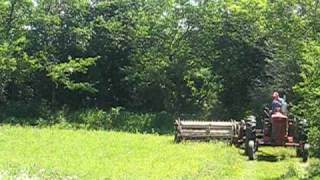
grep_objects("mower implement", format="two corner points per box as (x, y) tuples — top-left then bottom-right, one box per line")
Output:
(174, 119), (245, 145)
(174, 106), (309, 162)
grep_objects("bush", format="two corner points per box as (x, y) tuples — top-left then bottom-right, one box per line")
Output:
(111, 110), (174, 133)
(1, 117), (38, 125)
(0, 105), (176, 133)
(0, 101), (42, 119)
(69, 109), (113, 130)
(151, 111), (174, 133)
(112, 111), (153, 132)
(306, 159), (320, 179)
(0, 100), (54, 125)
(292, 42), (320, 157)
(308, 127), (320, 157)
(68, 109), (175, 133)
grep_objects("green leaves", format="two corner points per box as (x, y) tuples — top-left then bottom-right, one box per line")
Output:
(292, 41), (320, 156)
(0, 43), (17, 72)
(0, 0), (319, 136)
(48, 57), (98, 93)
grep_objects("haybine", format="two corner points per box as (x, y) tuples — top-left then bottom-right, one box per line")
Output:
(174, 106), (310, 162)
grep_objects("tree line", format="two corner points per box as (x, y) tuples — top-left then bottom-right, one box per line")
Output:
(0, 0), (320, 153)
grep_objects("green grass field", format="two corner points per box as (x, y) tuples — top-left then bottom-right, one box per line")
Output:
(0, 125), (317, 179)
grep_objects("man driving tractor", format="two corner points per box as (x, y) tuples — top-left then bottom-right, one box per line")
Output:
(271, 91), (286, 114)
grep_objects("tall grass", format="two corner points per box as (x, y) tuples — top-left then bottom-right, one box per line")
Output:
(0, 126), (315, 179)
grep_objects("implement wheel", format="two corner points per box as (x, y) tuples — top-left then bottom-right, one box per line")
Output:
(174, 133), (181, 143)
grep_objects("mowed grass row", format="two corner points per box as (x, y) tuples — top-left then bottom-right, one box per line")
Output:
(0, 125), (313, 179)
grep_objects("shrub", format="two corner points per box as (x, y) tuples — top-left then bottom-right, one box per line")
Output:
(69, 109), (112, 130)
(57, 108), (175, 133)
(0, 101), (40, 119)
(151, 111), (174, 134)
(0, 105), (176, 134)
(308, 127), (320, 157)
(113, 112), (154, 133)
(306, 159), (320, 179)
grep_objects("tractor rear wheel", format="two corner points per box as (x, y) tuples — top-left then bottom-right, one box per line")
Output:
(296, 147), (302, 157)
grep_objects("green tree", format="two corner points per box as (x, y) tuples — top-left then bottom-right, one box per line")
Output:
(293, 41), (320, 156)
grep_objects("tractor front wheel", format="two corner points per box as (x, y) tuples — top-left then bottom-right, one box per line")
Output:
(248, 140), (255, 160)
(302, 144), (310, 162)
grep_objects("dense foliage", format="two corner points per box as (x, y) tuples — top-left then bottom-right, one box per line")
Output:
(0, 0), (320, 155)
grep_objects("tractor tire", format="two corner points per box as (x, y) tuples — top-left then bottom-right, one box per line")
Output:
(248, 140), (255, 160)
(302, 144), (310, 162)
(245, 138), (249, 155)
(296, 147), (302, 157)
(245, 121), (256, 156)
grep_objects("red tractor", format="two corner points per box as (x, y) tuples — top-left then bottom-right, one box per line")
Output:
(244, 105), (310, 161)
